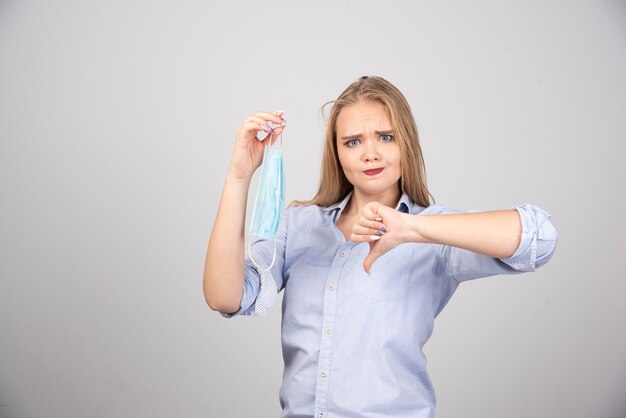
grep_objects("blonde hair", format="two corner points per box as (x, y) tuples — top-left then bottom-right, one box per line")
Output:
(294, 76), (434, 208)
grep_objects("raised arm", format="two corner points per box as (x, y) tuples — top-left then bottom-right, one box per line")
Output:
(203, 111), (285, 312)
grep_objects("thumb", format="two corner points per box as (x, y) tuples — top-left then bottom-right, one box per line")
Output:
(363, 242), (381, 275)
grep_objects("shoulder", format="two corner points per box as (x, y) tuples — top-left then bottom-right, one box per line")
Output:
(284, 203), (331, 225)
(286, 202), (326, 215)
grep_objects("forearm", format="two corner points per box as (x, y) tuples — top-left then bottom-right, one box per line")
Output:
(203, 171), (250, 312)
(403, 210), (522, 259)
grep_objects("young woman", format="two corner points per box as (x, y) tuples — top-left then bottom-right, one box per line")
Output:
(203, 76), (558, 418)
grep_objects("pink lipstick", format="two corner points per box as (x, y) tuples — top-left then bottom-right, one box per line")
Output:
(363, 168), (384, 176)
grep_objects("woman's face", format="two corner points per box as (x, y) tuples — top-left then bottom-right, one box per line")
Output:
(336, 99), (402, 196)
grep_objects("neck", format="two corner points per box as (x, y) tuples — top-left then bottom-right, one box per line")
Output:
(344, 186), (402, 216)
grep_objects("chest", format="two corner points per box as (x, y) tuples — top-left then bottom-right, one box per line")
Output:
(283, 221), (452, 310)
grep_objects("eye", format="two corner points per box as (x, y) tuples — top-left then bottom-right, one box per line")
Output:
(344, 139), (360, 148)
(379, 134), (394, 142)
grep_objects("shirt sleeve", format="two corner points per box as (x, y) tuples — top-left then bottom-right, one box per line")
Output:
(219, 207), (289, 318)
(429, 203), (558, 282)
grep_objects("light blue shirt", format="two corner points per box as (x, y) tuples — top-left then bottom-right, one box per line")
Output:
(220, 191), (558, 418)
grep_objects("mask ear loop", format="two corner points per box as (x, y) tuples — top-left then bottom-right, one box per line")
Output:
(247, 128), (283, 273)
(248, 239), (277, 273)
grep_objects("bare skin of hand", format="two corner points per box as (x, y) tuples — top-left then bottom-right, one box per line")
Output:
(350, 201), (422, 274)
(228, 111), (286, 181)
(203, 110), (286, 312)
(351, 201), (523, 274)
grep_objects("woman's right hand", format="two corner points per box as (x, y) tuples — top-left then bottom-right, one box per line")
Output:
(228, 111), (286, 181)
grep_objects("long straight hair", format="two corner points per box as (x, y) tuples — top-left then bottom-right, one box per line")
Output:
(294, 76), (434, 208)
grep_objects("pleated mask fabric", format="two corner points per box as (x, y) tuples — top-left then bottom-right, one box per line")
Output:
(248, 132), (285, 271)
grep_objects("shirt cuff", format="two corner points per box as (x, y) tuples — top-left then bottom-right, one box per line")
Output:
(219, 249), (278, 318)
(499, 204), (558, 272)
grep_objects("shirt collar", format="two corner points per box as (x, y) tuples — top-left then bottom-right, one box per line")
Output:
(322, 191), (353, 221)
(323, 190), (413, 220)
(396, 193), (412, 214)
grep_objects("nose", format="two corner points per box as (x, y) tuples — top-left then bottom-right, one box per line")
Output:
(361, 140), (380, 162)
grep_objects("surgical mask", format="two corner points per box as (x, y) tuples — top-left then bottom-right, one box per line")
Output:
(248, 131), (285, 271)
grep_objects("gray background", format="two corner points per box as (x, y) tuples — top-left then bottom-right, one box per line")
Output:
(1, 0), (625, 417)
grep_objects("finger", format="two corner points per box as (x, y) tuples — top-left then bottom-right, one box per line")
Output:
(363, 248), (381, 275)
(245, 113), (285, 129)
(238, 122), (269, 142)
(268, 126), (286, 144)
(243, 120), (285, 144)
(257, 126), (286, 148)
(236, 121), (272, 146)
(357, 216), (388, 233)
(352, 224), (385, 237)
(350, 231), (381, 243)
(255, 121), (286, 139)
(363, 201), (383, 221)
(253, 110), (285, 122)
(249, 111), (285, 127)
(245, 115), (277, 134)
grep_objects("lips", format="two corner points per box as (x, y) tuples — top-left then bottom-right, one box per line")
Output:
(363, 168), (384, 176)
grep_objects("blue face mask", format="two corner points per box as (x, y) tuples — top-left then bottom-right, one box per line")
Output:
(249, 133), (285, 271)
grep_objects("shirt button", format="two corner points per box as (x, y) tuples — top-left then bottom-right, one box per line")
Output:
(320, 371), (328, 377)
(339, 251), (346, 257)
(328, 284), (335, 291)
(324, 327), (333, 334)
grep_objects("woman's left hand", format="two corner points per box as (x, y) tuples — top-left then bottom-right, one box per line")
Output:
(351, 201), (411, 274)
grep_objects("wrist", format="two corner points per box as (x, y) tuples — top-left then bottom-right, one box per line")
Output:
(225, 155), (256, 181)
(400, 213), (431, 244)
(225, 168), (252, 188)
(398, 212), (417, 244)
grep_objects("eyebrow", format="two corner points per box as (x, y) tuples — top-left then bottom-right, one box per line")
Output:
(340, 130), (394, 140)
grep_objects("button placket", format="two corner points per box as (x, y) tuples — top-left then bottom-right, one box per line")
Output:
(314, 243), (351, 418)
